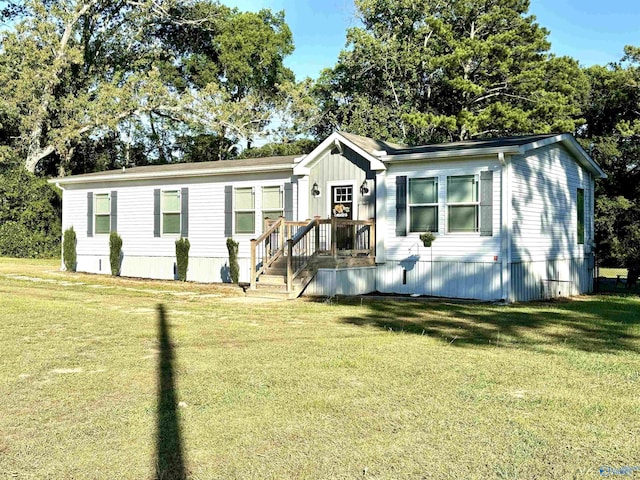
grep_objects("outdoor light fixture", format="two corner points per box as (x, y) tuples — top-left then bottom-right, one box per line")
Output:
(360, 179), (369, 195)
(311, 182), (320, 197)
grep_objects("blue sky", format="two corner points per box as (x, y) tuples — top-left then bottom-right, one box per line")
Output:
(222, 0), (640, 81)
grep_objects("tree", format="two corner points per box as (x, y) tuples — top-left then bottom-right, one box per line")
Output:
(0, 165), (61, 258)
(580, 46), (640, 266)
(315, 0), (588, 144)
(0, 0), (295, 174)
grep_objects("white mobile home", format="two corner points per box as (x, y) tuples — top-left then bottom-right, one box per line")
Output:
(50, 132), (606, 302)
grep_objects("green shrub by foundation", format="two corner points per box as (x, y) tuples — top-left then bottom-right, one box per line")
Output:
(109, 232), (123, 276)
(175, 238), (190, 281)
(63, 227), (77, 272)
(226, 237), (239, 284)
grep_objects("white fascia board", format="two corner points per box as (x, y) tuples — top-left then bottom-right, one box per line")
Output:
(48, 164), (294, 186)
(292, 132), (387, 175)
(292, 132), (341, 175)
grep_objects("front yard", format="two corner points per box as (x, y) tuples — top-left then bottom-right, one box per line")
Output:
(0, 258), (638, 479)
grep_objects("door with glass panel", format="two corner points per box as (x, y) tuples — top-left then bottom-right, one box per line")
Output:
(331, 185), (354, 250)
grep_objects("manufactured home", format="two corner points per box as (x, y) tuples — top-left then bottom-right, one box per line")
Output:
(50, 131), (606, 302)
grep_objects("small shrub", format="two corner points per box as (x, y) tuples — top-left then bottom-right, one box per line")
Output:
(109, 232), (123, 276)
(63, 227), (77, 272)
(226, 237), (239, 284)
(175, 237), (190, 281)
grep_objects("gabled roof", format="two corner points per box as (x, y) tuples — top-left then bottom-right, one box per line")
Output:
(338, 132), (407, 156)
(49, 131), (606, 186)
(292, 131), (388, 175)
(50, 155), (299, 185)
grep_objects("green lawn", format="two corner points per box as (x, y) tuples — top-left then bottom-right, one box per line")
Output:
(1, 258), (638, 479)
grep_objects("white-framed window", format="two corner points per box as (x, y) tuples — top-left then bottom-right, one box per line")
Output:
(235, 187), (255, 234)
(94, 193), (111, 235)
(162, 190), (181, 235)
(409, 177), (438, 232)
(447, 175), (479, 233)
(261, 186), (283, 222)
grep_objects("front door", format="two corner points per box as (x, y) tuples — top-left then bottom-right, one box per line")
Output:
(331, 185), (354, 250)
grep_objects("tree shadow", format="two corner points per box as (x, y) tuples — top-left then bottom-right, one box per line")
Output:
(332, 296), (640, 353)
(155, 304), (187, 480)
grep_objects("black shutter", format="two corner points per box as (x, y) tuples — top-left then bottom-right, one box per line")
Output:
(224, 185), (233, 237)
(395, 176), (407, 236)
(87, 192), (93, 237)
(110, 190), (118, 233)
(180, 187), (189, 237)
(480, 170), (493, 236)
(153, 189), (161, 237)
(284, 182), (294, 221)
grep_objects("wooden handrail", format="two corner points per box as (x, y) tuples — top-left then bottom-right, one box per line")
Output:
(253, 216), (284, 245)
(250, 216), (285, 290)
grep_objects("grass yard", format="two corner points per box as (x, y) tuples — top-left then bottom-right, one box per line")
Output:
(1, 258), (639, 479)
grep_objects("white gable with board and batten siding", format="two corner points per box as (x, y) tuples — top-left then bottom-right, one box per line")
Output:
(50, 131), (605, 302)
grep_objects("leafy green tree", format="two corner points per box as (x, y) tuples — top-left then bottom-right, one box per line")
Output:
(580, 46), (640, 266)
(315, 0), (587, 144)
(0, 0), (296, 173)
(0, 166), (61, 257)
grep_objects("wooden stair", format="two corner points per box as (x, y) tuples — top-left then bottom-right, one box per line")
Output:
(246, 256), (317, 299)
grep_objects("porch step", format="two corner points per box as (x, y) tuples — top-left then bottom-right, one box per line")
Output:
(246, 285), (303, 300)
(258, 274), (287, 286)
(264, 267), (287, 276)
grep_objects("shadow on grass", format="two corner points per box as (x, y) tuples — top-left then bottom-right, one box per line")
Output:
(327, 295), (640, 353)
(155, 304), (187, 480)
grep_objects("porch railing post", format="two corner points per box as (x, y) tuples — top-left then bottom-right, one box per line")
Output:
(250, 239), (257, 290)
(286, 238), (293, 292)
(369, 220), (375, 257)
(331, 216), (337, 258)
(279, 216), (285, 253)
(314, 219), (320, 254)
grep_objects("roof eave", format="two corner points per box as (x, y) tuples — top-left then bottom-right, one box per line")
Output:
(381, 145), (522, 162)
(48, 163), (294, 185)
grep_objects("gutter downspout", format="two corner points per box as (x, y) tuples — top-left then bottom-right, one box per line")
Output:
(499, 153), (512, 302)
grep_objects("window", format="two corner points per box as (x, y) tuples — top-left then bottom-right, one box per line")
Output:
(333, 186), (352, 203)
(577, 188), (585, 244)
(235, 187), (255, 234)
(94, 193), (110, 234)
(447, 175), (478, 233)
(162, 190), (181, 235)
(409, 177), (438, 232)
(262, 186), (283, 222)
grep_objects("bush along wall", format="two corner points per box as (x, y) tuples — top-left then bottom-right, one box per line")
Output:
(109, 232), (123, 276)
(226, 237), (239, 284)
(63, 227), (77, 272)
(175, 237), (190, 281)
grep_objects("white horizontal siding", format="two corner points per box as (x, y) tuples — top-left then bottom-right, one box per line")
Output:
(383, 159), (503, 262)
(511, 144), (593, 262)
(61, 172), (295, 278)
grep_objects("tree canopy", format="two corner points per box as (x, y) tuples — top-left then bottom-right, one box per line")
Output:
(314, 0), (587, 144)
(0, 0), (296, 174)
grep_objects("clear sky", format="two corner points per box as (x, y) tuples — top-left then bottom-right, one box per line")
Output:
(222, 0), (640, 81)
